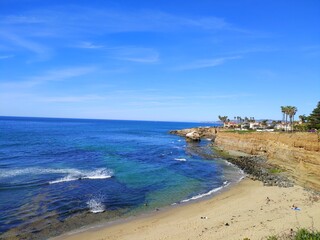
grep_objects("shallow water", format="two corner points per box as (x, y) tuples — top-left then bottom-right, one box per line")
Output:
(0, 117), (242, 239)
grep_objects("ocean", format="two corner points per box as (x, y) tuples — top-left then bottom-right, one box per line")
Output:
(0, 117), (243, 239)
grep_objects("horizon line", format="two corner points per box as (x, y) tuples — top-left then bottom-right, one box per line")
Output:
(0, 115), (222, 124)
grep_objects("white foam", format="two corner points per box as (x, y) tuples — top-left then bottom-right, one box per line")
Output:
(49, 168), (113, 184)
(173, 146), (182, 149)
(224, 160), (235, 167)
(49, 176), (79, 184)
(0, 167), (113, 184)
(180, 181), (230, 203)
(0, 168), (81, 178)
(174, 158), (187, 161)
(87, 199), (105, 213)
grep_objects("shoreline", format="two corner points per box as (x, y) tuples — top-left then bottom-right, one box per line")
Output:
(53, 177), (320, 240)
(52, 168), (243, 240)
(53, 143), (320, 240)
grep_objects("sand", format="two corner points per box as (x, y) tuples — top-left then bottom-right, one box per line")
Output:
(54, 178), (320, 240)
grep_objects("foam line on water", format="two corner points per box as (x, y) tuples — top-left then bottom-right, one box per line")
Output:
(0, 167), (113, 184)
(180, 181), (230, 203)
(49, 168), (113, 184)
(0, 168), (81, 178)
(174, 158), (187, 161)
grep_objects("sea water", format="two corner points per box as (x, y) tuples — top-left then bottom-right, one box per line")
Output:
(0, 117), (243, 239)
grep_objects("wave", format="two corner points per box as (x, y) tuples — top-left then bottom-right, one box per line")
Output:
(224, 160), (245, 176)
(180, 181), (230, 203)
(87, 199), (105, 213)
(224, 160), (237, 167)
(49, 168), (113, 184)
(0, 167), (113, 184)
(174, 158), (187, 162)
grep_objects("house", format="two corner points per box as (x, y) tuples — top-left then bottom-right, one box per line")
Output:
(274, 123), (292, 131)
(240, 122), (250, 129)
(249, 122), (260, 130)
(224, 121), (238, 128)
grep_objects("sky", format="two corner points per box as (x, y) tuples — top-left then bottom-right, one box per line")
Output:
(0, 0), (319, 122)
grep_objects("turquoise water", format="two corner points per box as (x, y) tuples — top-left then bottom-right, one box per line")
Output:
(0, 117), (242, 239)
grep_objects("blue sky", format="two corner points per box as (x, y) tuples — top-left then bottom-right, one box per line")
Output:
(0, 0), (319, 122)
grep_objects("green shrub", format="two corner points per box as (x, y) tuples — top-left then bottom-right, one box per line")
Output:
(268, 168), (283, 174)
(266, 236), (278, 240)
(265, 228), (320, 240)
(295, 228), (320, 240)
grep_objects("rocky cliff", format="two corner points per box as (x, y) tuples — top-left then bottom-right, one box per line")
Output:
(170, 128), (320, 190)
(215, 131), (320, 190)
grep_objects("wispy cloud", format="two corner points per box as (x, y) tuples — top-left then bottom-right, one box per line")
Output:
(41, 95), (105, 103)
(225, 46), (279, 55)
(194, 93), (254, 99)
(1, 15), (45, 24)
(0, 31), (51, 61)
(0, 54), (14, 59)
(0, 7), (244, 36)
(1, 66), (96, 88)
(75, 41), (104, 49)
(72, 42), (160, 63)
(111, 47), (159, 63)
(175, 56), (241, 70)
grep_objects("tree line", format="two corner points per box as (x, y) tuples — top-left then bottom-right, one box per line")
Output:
(296, 101), (320, 131)
(217, 101), (320, 131)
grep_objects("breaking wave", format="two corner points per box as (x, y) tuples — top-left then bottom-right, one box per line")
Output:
(0, 167), (113, 184)
(180, 181), (230, 203)
(87, 199), (105, 213)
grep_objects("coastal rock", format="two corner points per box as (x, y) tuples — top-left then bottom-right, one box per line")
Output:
(214, 131), (320, 190)
(170, 127), (319, 190)
(170, 127), (294, 188)
(186, 131), (201, 142)
(169, 127), (218, 140)
(222, 154), (294, 188)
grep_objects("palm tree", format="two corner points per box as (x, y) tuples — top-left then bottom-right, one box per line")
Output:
(283, 106), (290, 131)
(218, 115), (228, 127)
(280, 106), (298, 132)
(299, 114), (307, 123)
(289, 106), (297, 132)
(281, 106), (286, 123)
(281, 106), (298, 131)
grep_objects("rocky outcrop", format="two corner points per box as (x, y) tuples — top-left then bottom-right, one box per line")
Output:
(214, 131), (320, 190)
(185, 131), (201, 142)
(169, 127), (217, 141)
(170, 128), (320, 191)
(220, 154), (293, 188)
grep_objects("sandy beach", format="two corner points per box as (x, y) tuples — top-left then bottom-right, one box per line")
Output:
(55, 178), (320, 240)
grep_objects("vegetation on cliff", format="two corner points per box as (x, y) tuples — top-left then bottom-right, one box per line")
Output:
(308, 101), (320, 130)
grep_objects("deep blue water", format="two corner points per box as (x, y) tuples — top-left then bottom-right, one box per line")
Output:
(0, 117), (242, 239)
